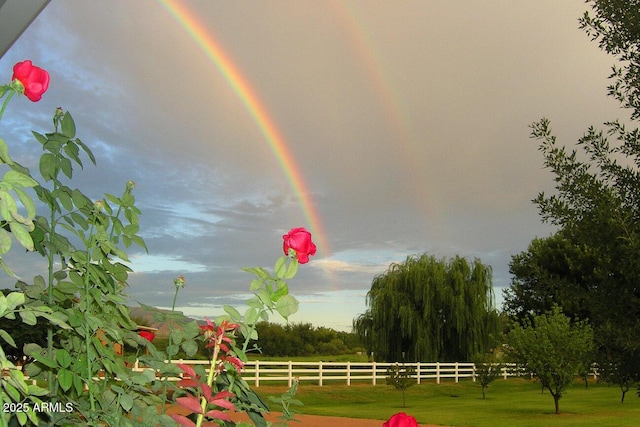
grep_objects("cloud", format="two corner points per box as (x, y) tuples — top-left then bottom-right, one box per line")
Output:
(0, 1), (621, 330)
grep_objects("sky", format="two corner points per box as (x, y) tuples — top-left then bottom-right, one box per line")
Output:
(0, 1), (626, 331)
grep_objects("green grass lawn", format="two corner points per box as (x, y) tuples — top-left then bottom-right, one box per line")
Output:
(256, 378), (640, 427)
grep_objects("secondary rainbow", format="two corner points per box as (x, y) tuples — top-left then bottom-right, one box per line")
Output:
(157, 0), (329, 256)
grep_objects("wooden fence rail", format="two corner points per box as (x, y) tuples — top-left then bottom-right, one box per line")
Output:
(138, 360), (538, 387)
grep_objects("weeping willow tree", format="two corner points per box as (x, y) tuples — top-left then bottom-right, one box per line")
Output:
(353, 254), (499, 362)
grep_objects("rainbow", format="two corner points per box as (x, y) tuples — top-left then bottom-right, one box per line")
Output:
(157, 0), (330, 256)
(329, 2), (438, 234)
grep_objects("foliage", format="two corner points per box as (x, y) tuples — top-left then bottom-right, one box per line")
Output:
(0, 61), (309, 427)
(0, 289), (47, 363)
(353, 253), (499, 362)
(252, 322), (361, 357)
(506, 307), (594, 414)
(506, 0), (640, 400)
(580, 0), (640, 120)
(385, 362), (415, 408)
(595, 320), (640, 402)
(503, 233), (596, 325)
(472, 352), (503, 399)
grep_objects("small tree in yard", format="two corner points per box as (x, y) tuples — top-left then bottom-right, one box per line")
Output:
(473, 352), (503, 399)
(386, 362), (415, 408)
(506, 306), (594, 414)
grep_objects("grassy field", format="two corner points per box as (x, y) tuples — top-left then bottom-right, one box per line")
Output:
(255, 378), (640, 427)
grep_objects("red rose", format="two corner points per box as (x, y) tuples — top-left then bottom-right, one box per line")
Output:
(282, 227), (316, 264)
(138, 330), (155, 342)
(383, 412), (419, 427)
(12, 60), (50, 102)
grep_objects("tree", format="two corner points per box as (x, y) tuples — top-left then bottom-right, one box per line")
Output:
(506, 307), (594, 414)
(509, 0), (640, 396)
(580, 0), (640, 120)
(595, 320), (640, 402)
(503, 233), (598, 325)
(353, 254), (499, 362)
(386, 360), (415, 408)
(472, 352), (503, 399)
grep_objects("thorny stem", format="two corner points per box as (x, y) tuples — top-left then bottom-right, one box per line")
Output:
(196, 335), (222, 427)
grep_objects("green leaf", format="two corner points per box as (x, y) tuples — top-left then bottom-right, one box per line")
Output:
(61, 111), (76, 138)
(284, 258), (299, 279)
(9, 222), (34, 251)
(57, 368), (73, 392)
(3, 170), (37, 188)
(182, 340), (198, 357)
(244, 307), (259, 325)
(56, 349), (72, 368)
(0, 292), (7, 316)
(75, 137), (96, 165)
(31, 131), (47, 146)
(120, 393), (134, 412)
(6, 291), (25, 309)
(4, 382), (20, 401)
(0, 190), (17, 221)
(71, 189), (91, 209)
(35, 310), (71, 330)
(256, 289), (272, 309)
(13, 187), (35, 219)
(31, 350), (57, 369)
(55, 188), (73, 211)
(170, 329), (184, 344)
(63, 141), (82, 166)
(0, 229), (11, 254)
(39, 152), (57, 181)
(274, 256), (287, 279)
(0, 138), (14, 165)
(19, 309), (37, 325)
(275, 295), (299, 319)
(59, 157), (72, 179)
(0, 328), (16, 347)
(242, 266), (271, 280)
(224, 305), (242, 322)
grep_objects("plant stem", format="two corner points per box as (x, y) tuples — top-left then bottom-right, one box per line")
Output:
(160, 285), (180, 414)
(196, 338), (221, 427)
(0, 89), (14, 122)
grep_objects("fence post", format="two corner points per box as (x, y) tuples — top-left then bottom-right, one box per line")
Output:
(346, 361), (351, 386)
(318, 361), (323, 387)
(472, 364), (476, 382)
(455, 362), (459, 383)
(288, 361), (293, 388)
(436, 362), (440, 384)
(416, 362), (421, 384)
(372, 361), (377, 385)
(502, 365), (507, 380)
(255, 360), (260, 387)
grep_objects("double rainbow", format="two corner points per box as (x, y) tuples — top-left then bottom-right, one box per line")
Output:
(158, 0), (329, 256)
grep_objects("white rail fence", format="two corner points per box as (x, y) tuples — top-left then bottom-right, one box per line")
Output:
(135, 360), (533, 387)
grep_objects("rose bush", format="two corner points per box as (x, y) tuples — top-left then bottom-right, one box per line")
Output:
(282, 227), (316, 263)
(0, 60), (310, 427)
(383, 412), (419, 427)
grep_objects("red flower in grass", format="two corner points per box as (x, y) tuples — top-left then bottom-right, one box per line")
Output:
(383, 412), (419, 427)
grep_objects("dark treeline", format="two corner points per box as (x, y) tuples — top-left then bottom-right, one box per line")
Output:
(248, 322), (363, 357)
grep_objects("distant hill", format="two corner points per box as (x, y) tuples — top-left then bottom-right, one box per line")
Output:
(129, 305), (202, 337)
